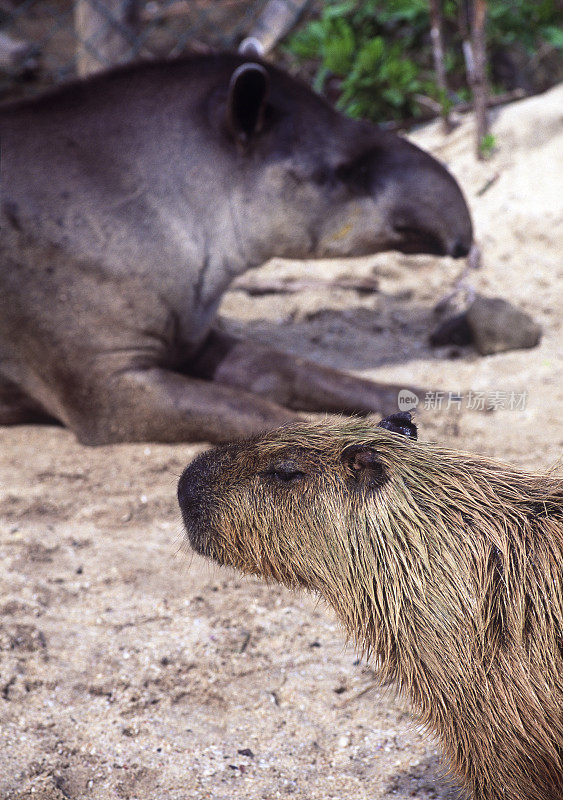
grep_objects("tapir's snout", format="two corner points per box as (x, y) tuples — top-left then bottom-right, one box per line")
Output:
(378, 133), (473, 259)
(325, 125), (473, 261)
(451, 238), (472, 258)
(391, 203), (473, 259)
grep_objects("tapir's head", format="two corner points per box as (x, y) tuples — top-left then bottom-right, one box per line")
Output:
(208, 55), (472, 264)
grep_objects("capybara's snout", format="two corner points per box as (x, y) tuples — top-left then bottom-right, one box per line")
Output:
(177, 449), (219, 556)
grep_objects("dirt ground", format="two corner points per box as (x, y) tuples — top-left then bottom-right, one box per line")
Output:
(1, 85), (561, 800)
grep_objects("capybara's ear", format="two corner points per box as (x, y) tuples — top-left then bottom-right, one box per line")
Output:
(377, 412), (418, 440)
(341, 445), (386, 486)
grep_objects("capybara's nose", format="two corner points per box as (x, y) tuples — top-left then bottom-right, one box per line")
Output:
(177, 467), (192, 515)
(177, 450), (215, 530)
(178, 452), (218, 556)
(177, 462), (196, 513)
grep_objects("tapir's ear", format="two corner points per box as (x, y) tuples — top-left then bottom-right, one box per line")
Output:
(341, 445), (386, 487)
(226, 62), (270, 144)
(377, 412), (418, 440)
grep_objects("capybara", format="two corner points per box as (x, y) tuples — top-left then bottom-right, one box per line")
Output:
(178, 414), (563, 800)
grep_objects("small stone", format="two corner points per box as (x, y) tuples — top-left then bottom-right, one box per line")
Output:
(429, 312), (473, 347)
(466, 295), (542, 355)
(338, 735), (350, 748)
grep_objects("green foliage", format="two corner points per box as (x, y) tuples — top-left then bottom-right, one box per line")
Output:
(285, 0), (562, 122)
(486, 0), (563, 51)
(479, 132), (497, 158)
(288, 0), (431, 119)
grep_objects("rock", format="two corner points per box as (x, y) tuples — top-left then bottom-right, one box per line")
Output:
(466, 295), (542, 355)
(429, 312), (474, 347)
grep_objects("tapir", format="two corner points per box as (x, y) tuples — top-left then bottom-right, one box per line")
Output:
(0, 53), (472, 443)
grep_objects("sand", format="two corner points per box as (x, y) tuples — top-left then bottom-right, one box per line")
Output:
(1, 84), (561, 800)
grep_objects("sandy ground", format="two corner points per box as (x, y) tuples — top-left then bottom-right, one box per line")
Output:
(1, 85), (562, 800)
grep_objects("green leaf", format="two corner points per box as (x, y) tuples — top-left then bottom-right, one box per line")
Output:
(383, 87), (405, 107)
(541, 25), (563, 49)
(355, 36), (385, 72)
(323, 1), (358, 21)
(479, 133), (497, 159)
(322, 21), (356, 74)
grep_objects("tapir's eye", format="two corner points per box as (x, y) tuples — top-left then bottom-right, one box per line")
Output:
(335, 150), (379, 195)
(262, 462), (306, 485)
(311, 165), (335, 187)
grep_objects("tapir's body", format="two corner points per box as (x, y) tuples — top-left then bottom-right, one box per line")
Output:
(0, 54), (472, 443)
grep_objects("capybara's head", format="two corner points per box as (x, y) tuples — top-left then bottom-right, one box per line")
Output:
(178, 412), (561, 649)
(178, 414), (421, 588)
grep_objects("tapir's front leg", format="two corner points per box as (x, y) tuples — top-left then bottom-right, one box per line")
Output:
(70, 369), (299, 445)
(192, 328), (410, 416)
(0, 373), (58, 425)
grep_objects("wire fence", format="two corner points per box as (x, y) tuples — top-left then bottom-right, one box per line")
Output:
(0, 0), (309, 99)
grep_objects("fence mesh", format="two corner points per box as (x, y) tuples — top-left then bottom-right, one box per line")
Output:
(0, 0), (306, 100)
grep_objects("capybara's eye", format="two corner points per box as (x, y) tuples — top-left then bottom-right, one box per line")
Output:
(262, 464), (306, 485)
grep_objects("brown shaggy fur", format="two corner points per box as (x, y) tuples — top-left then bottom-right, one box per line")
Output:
(178, 419), (563, 800)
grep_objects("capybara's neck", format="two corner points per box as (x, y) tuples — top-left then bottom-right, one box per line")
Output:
(329, 460), (563, 800)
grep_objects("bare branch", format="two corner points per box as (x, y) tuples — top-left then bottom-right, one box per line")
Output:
(466, 0), (490, 159)
(246, 0), (310, 54)
(428, 0), (452, 132)
(74, 0), (140, 77)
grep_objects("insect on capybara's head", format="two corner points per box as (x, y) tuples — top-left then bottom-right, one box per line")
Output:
(177, 413), (419, 589)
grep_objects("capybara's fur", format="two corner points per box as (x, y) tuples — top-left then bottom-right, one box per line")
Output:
(178, 418), (563, 800)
